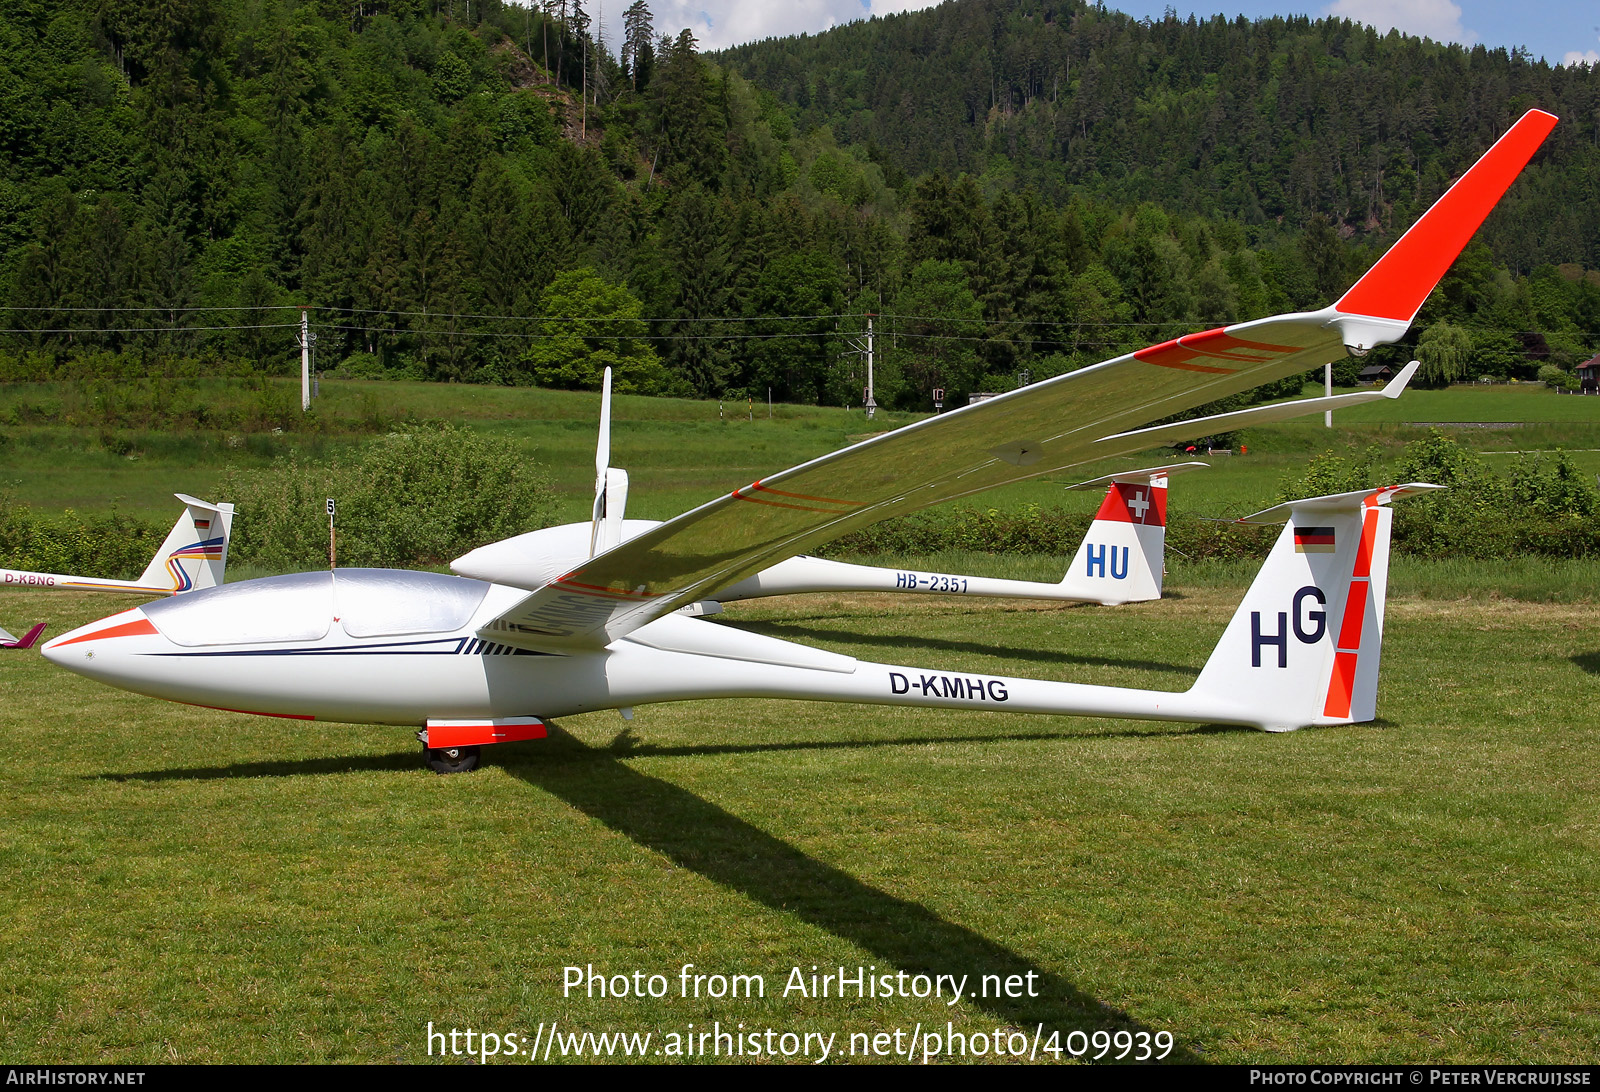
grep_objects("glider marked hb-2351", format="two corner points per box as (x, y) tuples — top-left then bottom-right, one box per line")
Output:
(41, 110), (1556, 773)
(472, 367), (1281, 609)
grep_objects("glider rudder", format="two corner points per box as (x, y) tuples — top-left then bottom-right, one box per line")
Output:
(1186, 484), (1441, 731)
(135, 494), (235, 594)
(1, 623), (47, 649)
(1059, 464), (1202, 604)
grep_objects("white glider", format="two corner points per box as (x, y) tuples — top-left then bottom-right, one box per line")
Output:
(497, 369), (1220, 608)
(38, 109), (1555, 771)
(2, 494), (234, 596)
(713, 462), (1207, 607)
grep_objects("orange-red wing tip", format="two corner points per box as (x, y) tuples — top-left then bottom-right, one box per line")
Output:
(1335, 109), (1557, 324)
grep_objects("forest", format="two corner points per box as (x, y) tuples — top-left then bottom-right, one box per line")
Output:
(1, 0), (1597, 410)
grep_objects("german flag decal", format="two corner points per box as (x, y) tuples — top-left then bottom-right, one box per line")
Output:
(1294, 526), (1336, 553)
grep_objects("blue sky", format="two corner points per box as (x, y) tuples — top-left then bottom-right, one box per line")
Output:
(601, 1), (1597, 65)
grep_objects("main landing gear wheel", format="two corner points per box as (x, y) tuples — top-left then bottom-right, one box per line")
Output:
(423, 743), (481, 775)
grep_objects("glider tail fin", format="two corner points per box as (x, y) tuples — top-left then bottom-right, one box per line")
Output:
(1, 623), (46, 649)
(1188, 484), (1440, 731)
(135, 494), (234, 594)
(1059, 462), (1206, 605)
(590, 367), (630, 557)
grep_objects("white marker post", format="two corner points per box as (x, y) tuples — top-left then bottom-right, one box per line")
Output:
(1325, 361), (1333, 427)
(865, 314), (876, 420)
(300, 308), (312, 413)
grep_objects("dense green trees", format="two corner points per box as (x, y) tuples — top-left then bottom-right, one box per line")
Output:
(0, 0), (1595, 406)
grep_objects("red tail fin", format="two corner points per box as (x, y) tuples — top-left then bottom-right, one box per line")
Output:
(4, 623), (47, 649)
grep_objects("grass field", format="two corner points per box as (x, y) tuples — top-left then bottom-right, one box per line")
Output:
(4, 377), (1600, 1064)
(5, 378), (1600, 524)
(2, 575), (1598, 1063)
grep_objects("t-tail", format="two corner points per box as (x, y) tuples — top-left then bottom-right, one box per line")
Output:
(589, 366), (630, 558)
(1, 623), (46, 649)
(134, 494), (235, 593)
(0, 494), (234, 595)
(1184, 483), (1441, 730)
(1058, 462), (1208, 605)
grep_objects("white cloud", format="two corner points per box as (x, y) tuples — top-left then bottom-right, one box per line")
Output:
(1563, 49), (1600, 66)
(649, 1), (850, 49)
(639, 1), (939, 51)
(1323, 0), (1478, 45)
(868, 0), (941, 15)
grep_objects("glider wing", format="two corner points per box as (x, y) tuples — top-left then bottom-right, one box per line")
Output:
(462, 110), (1555, 650)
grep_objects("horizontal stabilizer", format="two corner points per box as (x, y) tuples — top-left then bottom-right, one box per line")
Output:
(1235, 483), (1445, 525)
(1101, 362), (1418, 448)
(1066, 461), (1210, 491)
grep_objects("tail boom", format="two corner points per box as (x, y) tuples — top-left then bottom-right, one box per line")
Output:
(2, 494), (233, 596)
(601, 485), (1433, 733)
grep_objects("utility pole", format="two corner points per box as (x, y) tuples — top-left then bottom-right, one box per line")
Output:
(1325, 361), (1333, 427)
(299, 307), (311, 412)
(865, 313), (877, 420)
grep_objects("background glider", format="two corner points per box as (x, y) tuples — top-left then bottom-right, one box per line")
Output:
(2, 494), (235, 596)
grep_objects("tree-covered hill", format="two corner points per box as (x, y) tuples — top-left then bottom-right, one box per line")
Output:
(0, 0), (1595, 411)
(718, 0), (1600, 270)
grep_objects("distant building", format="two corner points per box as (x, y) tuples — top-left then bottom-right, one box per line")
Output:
(1357, 364), (1395, 384)
(1579, 353), (1600, 395)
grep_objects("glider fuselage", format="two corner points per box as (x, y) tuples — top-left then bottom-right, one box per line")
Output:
(42, 567), (1235, 728)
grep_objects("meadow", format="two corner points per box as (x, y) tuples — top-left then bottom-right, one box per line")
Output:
(4, 375), (1600, 527)
(2, 377), (1599, 1063)
(2, 579), (1598, 1063)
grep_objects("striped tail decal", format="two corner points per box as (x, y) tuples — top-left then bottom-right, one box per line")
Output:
(1322, 497), (1382, 720)
(162, 537), (227, 593)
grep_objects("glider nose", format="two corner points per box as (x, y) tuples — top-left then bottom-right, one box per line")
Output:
(42, 610), (160, 676)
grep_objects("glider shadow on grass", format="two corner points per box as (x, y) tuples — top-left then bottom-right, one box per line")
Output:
(497, 724), (1203, 1062)
(1568, 651), (1600, 675)
(91, 724), (1217, 1060)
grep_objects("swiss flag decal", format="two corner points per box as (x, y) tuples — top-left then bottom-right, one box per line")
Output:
(1094, 483), (1167, 526)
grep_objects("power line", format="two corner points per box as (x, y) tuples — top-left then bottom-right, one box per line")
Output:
(0, 323), (301, 334)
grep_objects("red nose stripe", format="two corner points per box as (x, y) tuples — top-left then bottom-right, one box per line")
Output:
(54, 617), (159, 647)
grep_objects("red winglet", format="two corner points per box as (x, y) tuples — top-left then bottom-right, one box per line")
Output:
(1336, 109), (1557, 324)
(3, 623), (47, 650)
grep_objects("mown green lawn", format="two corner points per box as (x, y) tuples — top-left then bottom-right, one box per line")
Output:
(2, 574), (1597, 1063)
(6, 378), (1600, 524)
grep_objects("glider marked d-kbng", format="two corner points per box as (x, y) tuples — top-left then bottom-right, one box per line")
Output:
(2, 494), (235, 596)
(40, 110), (1556, 772)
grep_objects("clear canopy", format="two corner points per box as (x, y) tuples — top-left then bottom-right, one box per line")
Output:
(144, 569), (489, 646)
